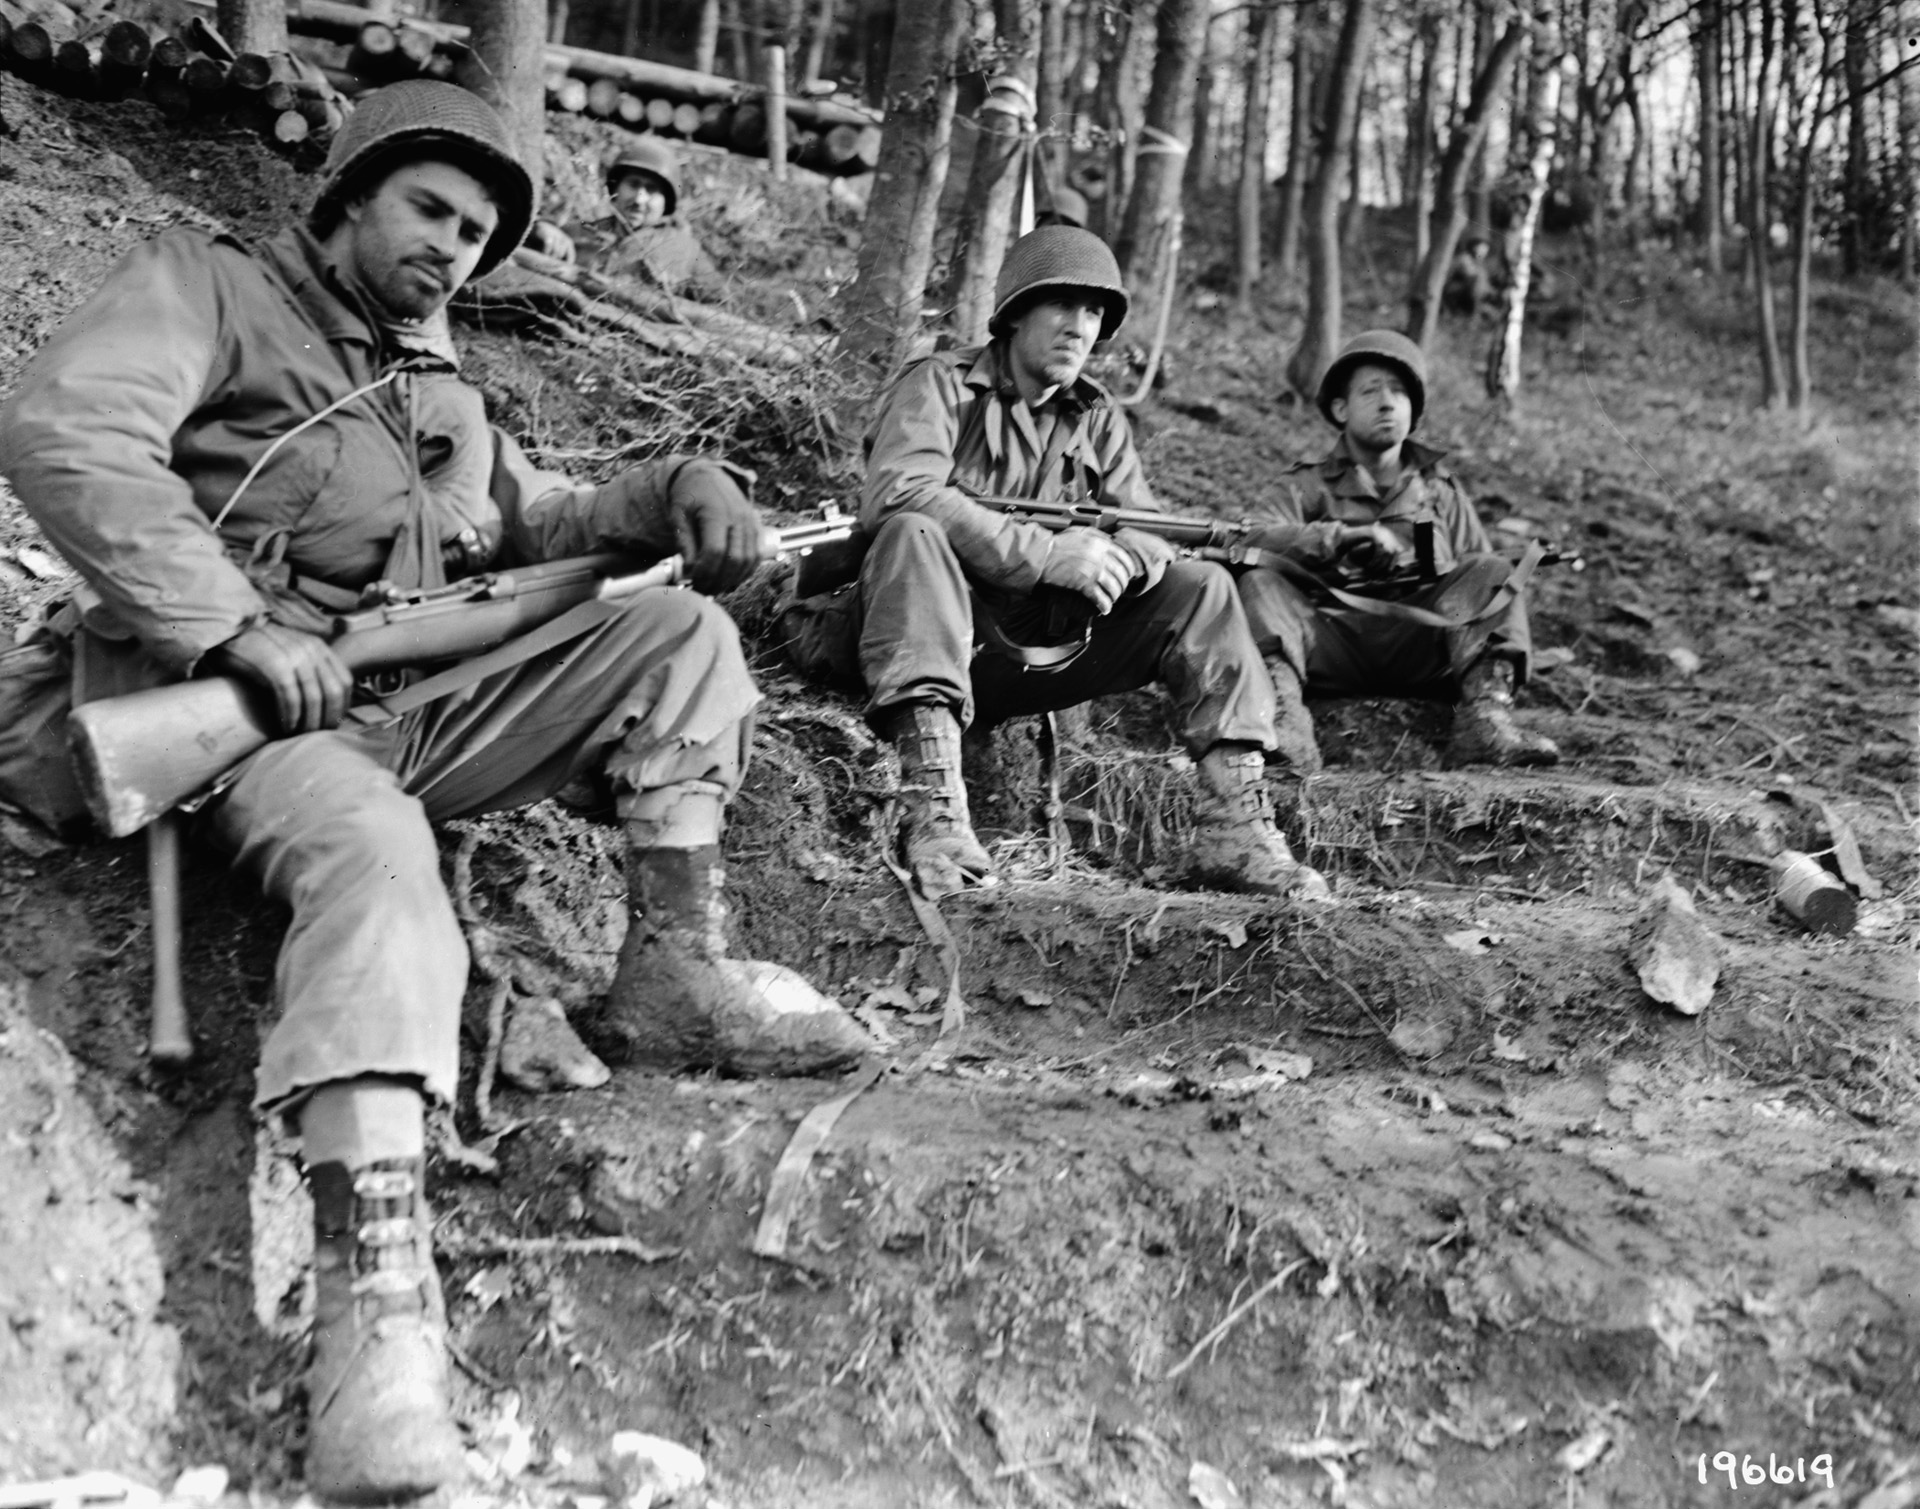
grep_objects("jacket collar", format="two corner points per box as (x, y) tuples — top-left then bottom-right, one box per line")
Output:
(1315, 431), (1447, 493)
(257, 225), (461, 372)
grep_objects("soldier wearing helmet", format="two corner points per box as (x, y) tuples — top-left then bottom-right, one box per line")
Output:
(0, 79), (867, 1500)
(1235, 329), (1560, 774)
(791, 226), (1328, 902)
(531, 136), (723, 299)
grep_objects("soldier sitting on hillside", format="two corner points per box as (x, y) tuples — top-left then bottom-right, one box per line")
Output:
(815, 226), (1329, 903)
(0, 80), (865, 1502)
(530, 138), (725, 300)
(1235, 330), (1560, 784)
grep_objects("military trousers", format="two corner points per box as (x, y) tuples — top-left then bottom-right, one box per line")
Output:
(854, 512), (1276, 757)
(1237, 552), (1535, 701)
(204, 587), (760, 1117)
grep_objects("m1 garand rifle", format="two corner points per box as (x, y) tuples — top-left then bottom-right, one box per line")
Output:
(68, 507), (855, 1065)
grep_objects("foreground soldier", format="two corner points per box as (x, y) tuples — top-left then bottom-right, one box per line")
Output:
(0, 81), (866, 1500)
(849, 226), (1327, 902)
(1237, 329), (1560, 778)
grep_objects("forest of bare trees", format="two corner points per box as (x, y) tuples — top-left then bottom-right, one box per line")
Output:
(421, 0), (1916, 408)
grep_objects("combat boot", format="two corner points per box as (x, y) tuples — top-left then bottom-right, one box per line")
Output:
(886, 703), (995, 899)
(1264, 656), (1322, 779)
(1449, 657), (1560, 767)
(604, 784), (872, 1076)
(305, 1157), (464, 1503)
(1184, 744), (1332, 901)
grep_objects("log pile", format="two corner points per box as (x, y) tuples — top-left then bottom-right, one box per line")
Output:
(283, 0), (881, 177)
(0, 4), (349, 155)
(0, 0), (881, 176)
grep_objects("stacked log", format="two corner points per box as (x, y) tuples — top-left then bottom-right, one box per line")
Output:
(0, 11), (351, 152)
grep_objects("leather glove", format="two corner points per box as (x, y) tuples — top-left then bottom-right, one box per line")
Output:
(1111, 527), (1177, 594)
(669, 460), (764, 594)
(1038, 527), (1136, 615)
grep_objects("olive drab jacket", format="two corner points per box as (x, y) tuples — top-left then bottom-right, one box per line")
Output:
(860, 342), (1159, 594)
(1246, 433), (1494, 578)
(0, 223), (698, 675)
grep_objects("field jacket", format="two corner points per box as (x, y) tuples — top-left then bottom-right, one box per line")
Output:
(0, 223), (700, 677)
(1246, 434), (1493, 578)
(859, 342), (1159, 595)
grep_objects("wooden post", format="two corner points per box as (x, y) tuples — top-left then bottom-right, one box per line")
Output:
(765, 43), (789, 180)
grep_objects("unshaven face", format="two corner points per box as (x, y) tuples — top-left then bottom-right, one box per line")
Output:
(339, 158), (500, 322)
(1006, 294), (1105, 400)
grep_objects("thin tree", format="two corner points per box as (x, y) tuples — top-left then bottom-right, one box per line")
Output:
(457, 0), (548, 209)
(1035, 0), (1070, 196)
(1697, 0), (1724, 270)
(1407, 13), (1442, 269)
(1237, 1), (1279, 306)
(1274, 2), (1317, 285)
(1786, 0), (1835, 411)
(950, 0), (1043, 346)
(1113, 0), (1211, 319)
(1285, 0), (1378, 399)
(1404, 11), (1528, 349)
(1746, 0), (1787, 406)
(835, 0), (969, 376)
(1487, 47), (1570, 401)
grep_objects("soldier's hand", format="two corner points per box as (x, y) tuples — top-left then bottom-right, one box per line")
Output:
(203, 622), (353, 735)
(669, 461), (763, 594)
(1335, 522), (1411, 575)
(526, 220), (577, 263)
(1039, 527), (1135, 615)
(1111, 527), (1176, 594)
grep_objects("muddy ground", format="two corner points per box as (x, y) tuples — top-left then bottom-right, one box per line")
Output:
(1, 67), (1917, 1509)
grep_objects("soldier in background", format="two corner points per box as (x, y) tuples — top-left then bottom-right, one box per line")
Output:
(532, 138), (725, 300)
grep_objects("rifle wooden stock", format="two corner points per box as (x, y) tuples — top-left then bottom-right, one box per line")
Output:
(72, 515), (856, 837)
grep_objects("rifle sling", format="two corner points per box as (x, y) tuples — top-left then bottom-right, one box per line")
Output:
(343, 595), (629, 728)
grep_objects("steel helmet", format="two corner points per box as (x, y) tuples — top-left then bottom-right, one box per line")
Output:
(605, 137), (682, 216)
(1036, 186), (1089, 229)
(988, 225), (1129, 342)
(309, 80), (533, 279)
(1316, 329), (1429, 431)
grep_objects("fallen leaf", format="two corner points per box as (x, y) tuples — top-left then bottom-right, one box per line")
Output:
(11, 545), (62, 579)
(1187, 1460), (1245, 1508)
(465, 1265), (514, 1313)
(1489, 1033), (1528, 1063)
(1468, 1131), (1513, 1152)
(1443, 928), (1500, 955)
(1663, 646), (1702, 676)
(1012, 987), (1053, 1009)
(1207, 919), (1249, 949)
(1556, 1426), (1611, 1474)
(1390, 1015), (1456, 1058)
(1531, 645), (1576, 672)
(1628, 873), (1722, 1016)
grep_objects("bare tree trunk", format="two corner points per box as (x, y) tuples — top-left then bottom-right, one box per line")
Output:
(694, 0), (720, 74)
(1902, 0), (1920, 287)
(1114, 0), (1210, 302)
(1338, 78), (1367, 251)
(218, 0), (287, 55)
(1698, 0), (1724, 269)
(1184, 8), (1218, 199)
(1408, 15), (1440, 268)
(800, 0), (835, 86)
(457, 0), (548, 209)
(1487, 53), (1568, 401)
(951, 0), (1042, 346)
(1035, 0), (1069, 196)
(1097, 10), (1154, 241)
(1285, 0), (1377, 398)
(1274, 2), (1315, 285)
(1787, 3), (1833, 411)
(1747, 0), (1786, 405)
(836, 0), (968, 375)
(1405, 14), (1528, 349)
(1465, 0), (1496, 234)
(1840, 0), (1871, 274)
(1236, 0), (1278, 306)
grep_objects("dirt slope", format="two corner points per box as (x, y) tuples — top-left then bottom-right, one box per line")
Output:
(1, 73), (1916, 1509)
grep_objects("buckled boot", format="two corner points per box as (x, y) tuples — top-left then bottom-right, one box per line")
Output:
(603, 784), (873, 1076)
(305, 1158), (464, 1503)
(1449, 656), (1561, 767)
(1184, 743), (1332, 902)
(885, 703), (995, 900)
(1264, 656), (1322, 779)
